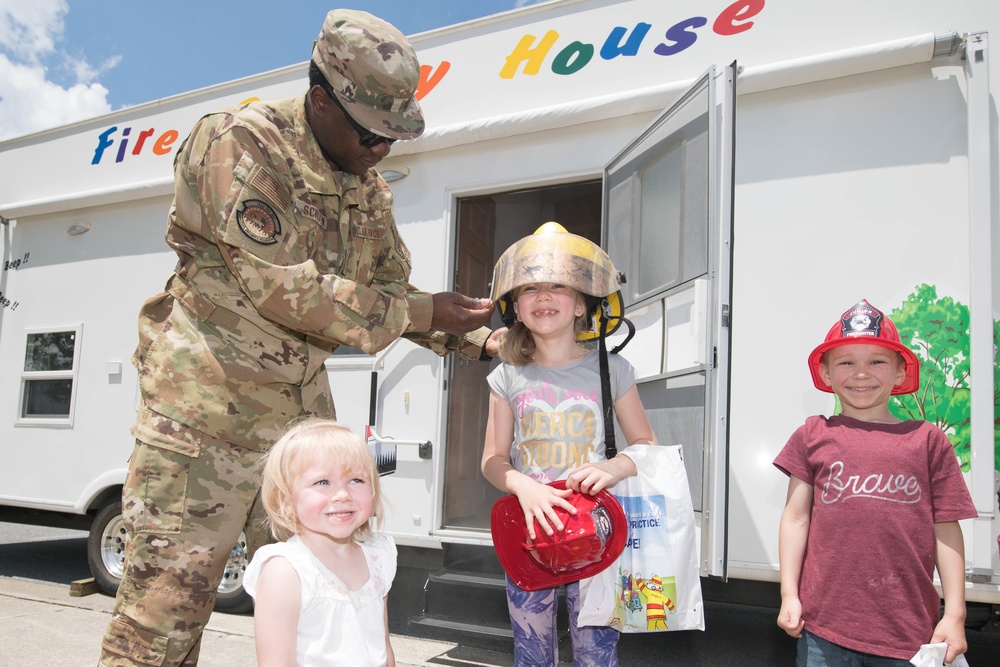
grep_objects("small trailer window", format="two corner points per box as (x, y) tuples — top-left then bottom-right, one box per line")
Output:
(606, 73), (711, 308)
(18, 326), (82, 425)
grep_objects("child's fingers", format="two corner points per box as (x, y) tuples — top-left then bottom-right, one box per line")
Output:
(521, 506), (539, 539)
(776, 612), (804, 638)
(540, 496), (575, 533)
(522, 502), (558, 538)
(551, 486), (575, 503)
(549, 492), (578, 522)
(567, 463), (616, 495)
(524, 508), (557, 537)
(580, 474), (608, 494)
(522, 493), (577, 538)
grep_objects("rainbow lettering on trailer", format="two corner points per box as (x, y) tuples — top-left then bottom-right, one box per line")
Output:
(91, 125), (179, 165)
(88, 0), (763, 166)
(500, 0), (763, 78)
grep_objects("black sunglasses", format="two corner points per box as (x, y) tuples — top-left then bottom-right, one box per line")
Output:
(324, 88), (395, 148)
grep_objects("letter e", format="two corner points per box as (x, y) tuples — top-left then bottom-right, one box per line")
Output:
(714, 0), (765, 36)
(153, 129), (179, 156)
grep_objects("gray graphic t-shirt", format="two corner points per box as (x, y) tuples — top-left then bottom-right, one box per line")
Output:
(487, 350), (636, 482)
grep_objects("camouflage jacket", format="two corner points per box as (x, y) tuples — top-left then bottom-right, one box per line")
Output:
(133, 94), (488, 452)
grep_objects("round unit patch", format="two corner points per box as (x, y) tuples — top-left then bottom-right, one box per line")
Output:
(237, 199), (281, 245)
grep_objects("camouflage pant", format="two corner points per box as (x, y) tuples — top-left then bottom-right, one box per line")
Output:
(506, 577), (620, 667)
(99, 438), (267, 666)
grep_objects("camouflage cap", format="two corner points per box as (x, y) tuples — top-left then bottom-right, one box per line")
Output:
(312, 9), (425, 141)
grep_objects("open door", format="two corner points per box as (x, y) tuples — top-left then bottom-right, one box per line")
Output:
(442, 183), (602, 532)
(602, 63), (736, 579)
(442, 198), (497, 528)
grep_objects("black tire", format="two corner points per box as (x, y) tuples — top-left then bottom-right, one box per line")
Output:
(213, 529), (254, 614)
(87, 499), (128, 596)
(86, 499), (254, 614)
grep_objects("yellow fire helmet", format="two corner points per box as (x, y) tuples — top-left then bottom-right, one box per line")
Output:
(489, 222), (625, 341)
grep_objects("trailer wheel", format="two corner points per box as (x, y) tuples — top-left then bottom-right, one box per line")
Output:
(86, 499), (254, 614)
(87, 500), (128, 596)
(213, 530), (253, 614)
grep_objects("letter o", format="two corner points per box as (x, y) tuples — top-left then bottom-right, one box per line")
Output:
(552, 41), (594, 75)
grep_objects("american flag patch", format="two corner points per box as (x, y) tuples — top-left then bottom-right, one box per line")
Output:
(248, 165), (291, 211)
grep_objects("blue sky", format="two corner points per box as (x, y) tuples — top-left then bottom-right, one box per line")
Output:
(0, 0), (541, 141)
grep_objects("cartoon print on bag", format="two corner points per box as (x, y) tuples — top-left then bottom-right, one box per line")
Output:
(635, 573), (677, 630)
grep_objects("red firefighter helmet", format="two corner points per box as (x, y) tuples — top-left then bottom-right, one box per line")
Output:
(807, 299), (920, 395)
(490, 480), (628, 591)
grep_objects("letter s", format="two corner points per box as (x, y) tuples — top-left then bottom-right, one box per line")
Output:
(654, 17), (708, 57)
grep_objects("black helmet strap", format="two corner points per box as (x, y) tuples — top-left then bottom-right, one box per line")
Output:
(599, 305), (616, 459)
(499, 294), (517, 328)
(598, 298), (636, 460)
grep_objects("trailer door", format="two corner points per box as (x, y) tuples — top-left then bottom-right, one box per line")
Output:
(602, 64), (736, 579)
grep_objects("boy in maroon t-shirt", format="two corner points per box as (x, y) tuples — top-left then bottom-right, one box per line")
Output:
(773, 299), (977, 665)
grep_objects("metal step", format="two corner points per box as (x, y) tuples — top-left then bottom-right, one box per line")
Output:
(409, 613), (514, 639)
(421, 568), (511, 629)
(427, 567), (506, 590)
(408, 544), (574, 650)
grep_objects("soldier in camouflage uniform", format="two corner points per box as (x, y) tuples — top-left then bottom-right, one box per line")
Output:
(99, 10), (494, 666)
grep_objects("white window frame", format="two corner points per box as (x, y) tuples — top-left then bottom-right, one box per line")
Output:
(17, 323), (83, 428)
(602, 64), (736, 579)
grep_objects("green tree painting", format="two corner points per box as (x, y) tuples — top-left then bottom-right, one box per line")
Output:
(885, 284), (1000, 473)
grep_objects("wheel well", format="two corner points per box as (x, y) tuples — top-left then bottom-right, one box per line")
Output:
(87, 487), (124, 516)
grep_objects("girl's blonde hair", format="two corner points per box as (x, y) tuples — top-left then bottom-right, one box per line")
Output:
(498, 286), (590, 366)
(259, 418), (384, 542)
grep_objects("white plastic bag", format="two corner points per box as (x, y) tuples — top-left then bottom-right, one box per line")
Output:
(578, 445), (705, 632)
(910, 643), (970, 666)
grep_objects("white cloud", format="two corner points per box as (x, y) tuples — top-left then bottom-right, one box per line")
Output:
(0, 0), (62, 61)
(0, 0), (114, 141)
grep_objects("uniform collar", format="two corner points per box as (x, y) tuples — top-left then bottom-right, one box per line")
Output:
(292, 93), (373, 209)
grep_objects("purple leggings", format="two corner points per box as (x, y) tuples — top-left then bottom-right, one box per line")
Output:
(506, 577), (620, 667)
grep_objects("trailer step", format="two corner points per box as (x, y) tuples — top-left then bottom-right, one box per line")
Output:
(427, 567), (506, 590)
(410, 544), (571, 648)
(410, 613), (514, 639)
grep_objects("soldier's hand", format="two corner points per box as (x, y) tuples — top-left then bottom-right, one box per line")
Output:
(484, 327), (506, 357)
(431, 292), (494, 334)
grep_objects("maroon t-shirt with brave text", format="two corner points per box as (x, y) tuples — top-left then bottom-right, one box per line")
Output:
(773, 415), (977, 659)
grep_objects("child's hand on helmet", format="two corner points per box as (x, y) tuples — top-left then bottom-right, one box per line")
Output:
(514, 480), (575, 540)
(567, 455), (637, 495)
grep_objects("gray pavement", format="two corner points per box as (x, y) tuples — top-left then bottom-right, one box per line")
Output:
(3, 520), (997, 666)
(0, 576), (514, 667)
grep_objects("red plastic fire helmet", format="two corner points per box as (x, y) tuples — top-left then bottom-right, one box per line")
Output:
(490, 480), (628, 591)
(807, 299), (920, 395)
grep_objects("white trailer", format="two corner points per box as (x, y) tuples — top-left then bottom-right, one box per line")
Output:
(0, 0), (997, 628)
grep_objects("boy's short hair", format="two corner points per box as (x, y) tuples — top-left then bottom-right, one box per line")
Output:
(260, 418), (384, 541)
(808, 299), (920, 395)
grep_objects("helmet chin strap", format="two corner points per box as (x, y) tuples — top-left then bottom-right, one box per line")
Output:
(598, 298), (635, 459)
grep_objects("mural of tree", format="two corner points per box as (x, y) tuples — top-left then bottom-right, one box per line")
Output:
(887, 284), (1000, 473)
